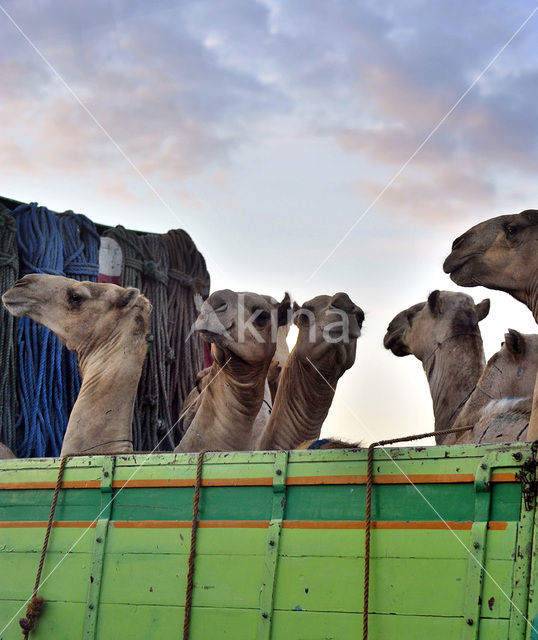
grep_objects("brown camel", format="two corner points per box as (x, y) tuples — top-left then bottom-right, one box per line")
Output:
(447, 330), (538, 444)
(443, 209), (538, 440)
(0, 443), (16, 459)
(2, 274), (151, 456)
(175, 289), (291, 452)
(179, 322), (290, 448)
(255, 292), (364, 451)
(383, 291), (490, 444)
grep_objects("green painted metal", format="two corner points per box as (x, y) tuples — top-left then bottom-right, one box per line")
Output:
(82, 456), (115, 640)
(257, 451), (288, 640)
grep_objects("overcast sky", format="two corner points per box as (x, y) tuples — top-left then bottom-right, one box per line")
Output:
(1, 0), (537, 444)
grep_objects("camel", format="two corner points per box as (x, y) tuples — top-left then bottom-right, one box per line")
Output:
(255, 292), (364, 451)
(2, 274), (151, 456)
(446, 330), (538, 444)
(179, 324), (290, 447)
(175, 289), (291, 452)
(383, 290), (490, 444)
(443, 209), (538, 440)
(0, 443), (16, 459)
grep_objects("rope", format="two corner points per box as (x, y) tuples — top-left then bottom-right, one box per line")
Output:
(58, 211), (100, 431)
(362, 424), (473, 640)
(163, 229), (210, 442)
(183, 450), (207, 640)
(0, 207), (19, 452)
(12, 204), (67, 457)
(104, 227), (174, 451)
(10, 204), (100, 458)
(19, 455), (68, 638)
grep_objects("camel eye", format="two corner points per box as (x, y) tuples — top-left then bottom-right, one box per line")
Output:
(254, 309), (270, 326)
(505, 225), (516, 238)
(68, 291), (84, 307)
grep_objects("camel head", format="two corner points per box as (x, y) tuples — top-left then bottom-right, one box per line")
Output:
(478, 329), (538, 401)
(292, 292), (364, 374)
(443, 210), (538, 304)
(384, 290), (490, 361)
(193, 289), (291, 365)
(2, 274), (151, 356)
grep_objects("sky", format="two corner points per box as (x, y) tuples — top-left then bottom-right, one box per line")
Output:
(1, 0), (537, 445)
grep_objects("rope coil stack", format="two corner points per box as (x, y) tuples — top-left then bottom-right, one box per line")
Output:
(0, 206), (19, 452)
(164, 229), (209, 442)
(104, 226), (174, 451)
(105, 225), (209, 450)
(10, 203), (99, 457)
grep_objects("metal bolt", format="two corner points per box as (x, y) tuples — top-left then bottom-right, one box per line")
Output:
(480, 463), (487, 470)
(473, 541), (480, 549)
(262, 613), (268, 619)
(276, 469), (282, 476)
(466, 618), (473, 626)
(103, 471), (109, 477)
(96, 537), (102, 543)
(513, 452), (522, 461)
(269, 540), (275, 547)
(88, 603), (94, 610)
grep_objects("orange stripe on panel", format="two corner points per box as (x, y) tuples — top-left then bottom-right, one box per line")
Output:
(0, 521), (96, 528)
(112, 520), (270, 529)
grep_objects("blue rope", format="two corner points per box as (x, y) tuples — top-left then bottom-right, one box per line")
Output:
(12, 203), (100, 457)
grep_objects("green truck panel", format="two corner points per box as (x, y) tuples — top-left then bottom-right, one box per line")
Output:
(0, 443), (536, 639)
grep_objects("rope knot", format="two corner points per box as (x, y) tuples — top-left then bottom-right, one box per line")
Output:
(19, 596), (44, 638)
(142, 260), (163, 282)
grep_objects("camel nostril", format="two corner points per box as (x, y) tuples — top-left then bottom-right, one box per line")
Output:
(452, 235), (465, 251)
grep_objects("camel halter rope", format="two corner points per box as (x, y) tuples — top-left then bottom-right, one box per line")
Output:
(362, 425), (473, 640)
(19, 455), (69, 639)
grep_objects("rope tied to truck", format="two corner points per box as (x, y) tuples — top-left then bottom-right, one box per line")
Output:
(362, 424), (474, 640)
(183, 449), (208, 640)
(19, 455), (68, 638)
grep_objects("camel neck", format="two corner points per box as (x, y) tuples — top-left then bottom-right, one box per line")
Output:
(257, 351), (335, 450)
(525, 270), (538, 323)
(422, 334), (485, 444)
(60, 336), (146, 456)
(177, 356), (269, 452)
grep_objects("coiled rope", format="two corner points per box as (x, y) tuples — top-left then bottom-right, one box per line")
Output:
(57, 212), (100, 422)
(104, 226), (173, 451)
(163, 229), (209, 441)
(362, 424), (473, 640)
(0, 207), (19, 452)
(11, 203), (99, 458)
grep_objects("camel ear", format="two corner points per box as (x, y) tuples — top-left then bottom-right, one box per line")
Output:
(277, 292), (292, 327)
(116, 287), (140, 310)
(476, 299), (490, 322)
(504, 329), (525, 358)
(427, 290), (442, 316)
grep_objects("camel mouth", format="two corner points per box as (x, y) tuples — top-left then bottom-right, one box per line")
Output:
(443, 251), (481, 275)
(383, 331), (409, 357)
(1, 294), (33, 316)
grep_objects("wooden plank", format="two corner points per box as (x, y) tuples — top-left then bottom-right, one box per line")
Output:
(0, 552), (91, 602)
(99, 553), (265, 608)
(0, 600), (86, 640)
(0, 526), (94, 554)
(273, 556), (514, 617)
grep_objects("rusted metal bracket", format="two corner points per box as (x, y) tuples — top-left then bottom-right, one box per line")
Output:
(82, 456), (115, 640)
(256, 451), (288, 640)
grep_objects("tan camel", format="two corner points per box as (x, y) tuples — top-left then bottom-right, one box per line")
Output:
(446, 330), (538, 444)
(179, 323), (291, 448)
(443, 209), (538, 440)
(0, 443), (16, 459)
(255, 292), (364, 451)
(383, 291), (490, 444)
(175, 289), (291, 452)
(2, 274), (151, 456)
